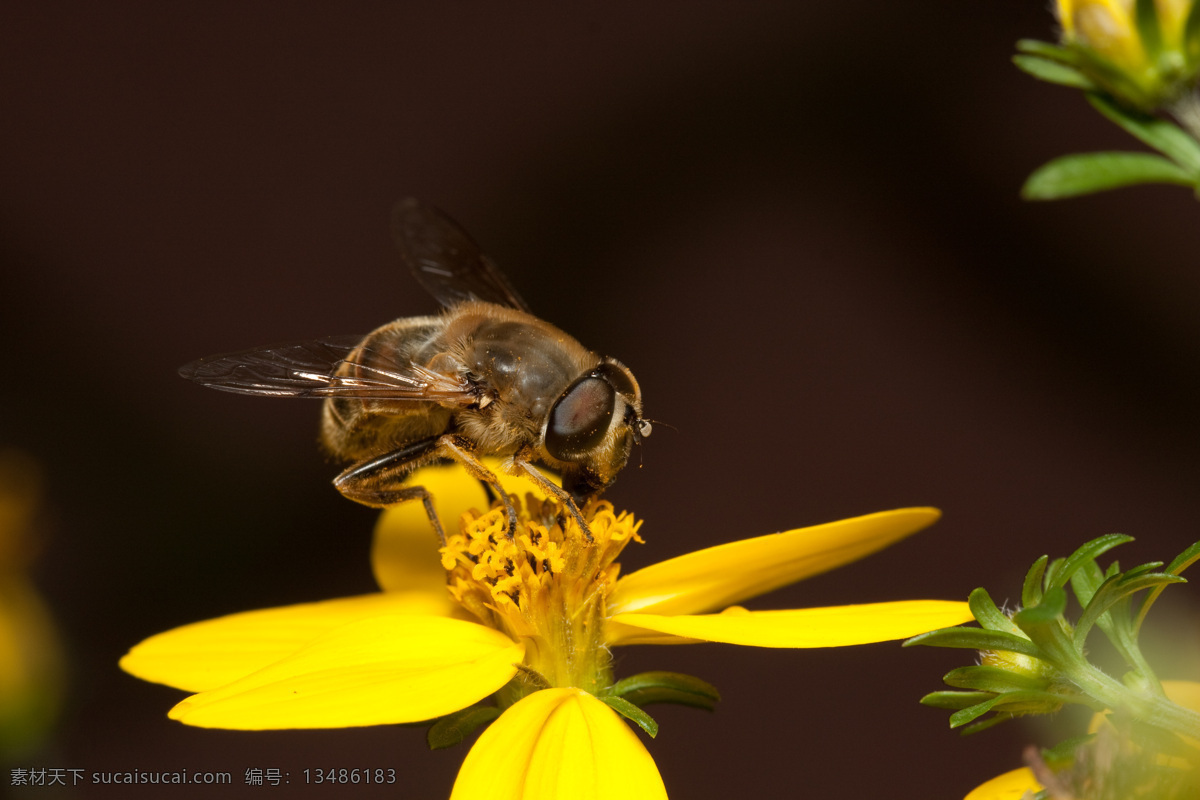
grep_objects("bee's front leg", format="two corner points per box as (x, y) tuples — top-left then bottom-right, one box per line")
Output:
(436, 435), (520, 539)
(512, 456), (593, 543)
(333, 435), (447, 543)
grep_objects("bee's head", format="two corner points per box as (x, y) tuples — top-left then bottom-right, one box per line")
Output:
(542, 357), (649, 500)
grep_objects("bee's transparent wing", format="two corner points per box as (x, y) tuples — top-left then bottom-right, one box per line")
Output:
(178, 335), (474, 403)
(392, 197), (532, 313)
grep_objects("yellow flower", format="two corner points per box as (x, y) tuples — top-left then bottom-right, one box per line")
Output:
(1053, 0), (1200, 107)
(963, 767), (1042, 800)
(1058, 0), (1194, 55)
(964, 680), (1200, 800)
(122, 463), (973, 799)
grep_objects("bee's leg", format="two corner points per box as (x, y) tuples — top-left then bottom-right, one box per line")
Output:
(513, 457), (593, 543)
(367, 484), (448, 545)
(333, 435), (448, 544)
(437, 435), (519, 538)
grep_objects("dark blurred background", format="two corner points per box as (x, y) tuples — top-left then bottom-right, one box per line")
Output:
(3, 2), (1200, 798)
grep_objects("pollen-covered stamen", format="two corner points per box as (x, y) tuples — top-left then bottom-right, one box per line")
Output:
(440, 493), (642, 696)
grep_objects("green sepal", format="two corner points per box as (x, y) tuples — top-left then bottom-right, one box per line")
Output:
(599, 696), (659, 738)
(426, 705), (502, 750)
(1011, 589), (1073, 663)
(1186, 1), (1200, 64)
(1042, 557), (1067, 595)
(1014, 586), (1067, 627)
(609, 671), (720, 714)
(1134, 0), (1164, 61)
(968, 587), (1016, 633)
(1016, 39), (1081, 64)
(904, 626), (1044, 659)
(1049, 534), (1134, 592)
(606, 671), (720, 712)
(919, 690), (994, 710)
(1165, 539), (1200, 577)
(1120, 561), (1165, 580)
(949, 690), (1067, 728)
(1022, 151), (1197, 199)
(955, 714), (1015, 736)
(1136, 539), (1200, 631)
(1013, 55), (1098, 90)
(1023, 555), (1049, 607)
(1086, 93), (1200, 174)
(1069, 556), (1107, 610)
(942, 665), (1051, 693)
(1074, 571), (1186, 648)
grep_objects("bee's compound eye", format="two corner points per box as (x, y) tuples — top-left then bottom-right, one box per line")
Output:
(545, 376), (616, 461)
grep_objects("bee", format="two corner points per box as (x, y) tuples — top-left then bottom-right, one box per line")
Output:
(180, 198), (651, 541)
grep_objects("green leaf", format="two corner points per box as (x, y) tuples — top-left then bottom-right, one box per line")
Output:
(599, 696), (659, 738)
(1023, 555), (1049, 607)
(1087, 93), (1200, 174)
(968, 587), (1015, 633)
(1023, 151), (1197, 199)
(1013, 55), (1098, 90)
(607, 671), (721, 711)
(426, 705), (502, 750)
(905, 626), (1043, 659)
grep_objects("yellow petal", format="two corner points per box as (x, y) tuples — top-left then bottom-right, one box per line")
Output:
(1156, 0), (1193, 46)
(166, 615), (523, 729)
(964, 767), (1041, 800)
(451, 688), (666, 800)
(1163, 679), (1200, 714)
(610, 508), (942, 617)
(606, 600), (974, 647)
(121, 592), (453, 692)
(1070, 0), (1145, 71)
(372, 460), (559, 592)
(372, 465), (488, 593)
(491, 457), (561, 498)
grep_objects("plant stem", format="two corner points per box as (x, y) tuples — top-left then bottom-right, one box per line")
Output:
(1073, 664), (1200, 740)
(1169, 90), (1200, 143)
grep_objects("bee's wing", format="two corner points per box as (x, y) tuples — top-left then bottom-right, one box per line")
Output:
(392, 197), (532, 313)
(178, 335), (475, 404)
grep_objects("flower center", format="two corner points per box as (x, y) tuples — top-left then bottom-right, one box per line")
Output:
(439, 494), (643, 700)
